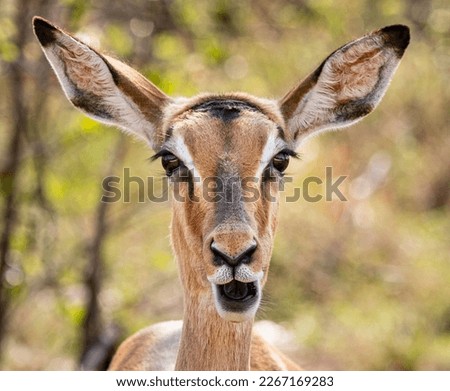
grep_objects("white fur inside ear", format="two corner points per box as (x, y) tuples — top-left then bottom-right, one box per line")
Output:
(40, 29), (157, 146)
(41, 30), (114, 103)
(286, 34), (403, 147)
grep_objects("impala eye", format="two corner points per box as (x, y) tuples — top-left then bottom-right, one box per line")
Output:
(161, 153), (180, 176)
(272, 152), (290, 173)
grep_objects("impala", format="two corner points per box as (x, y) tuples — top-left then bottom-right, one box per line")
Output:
(33, 17), (409, 370)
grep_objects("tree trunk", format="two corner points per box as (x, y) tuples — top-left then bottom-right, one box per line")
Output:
(0, 0), (30, 362)
(79, 136), (126, 370)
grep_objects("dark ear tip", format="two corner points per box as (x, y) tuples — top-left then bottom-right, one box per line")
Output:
(380, 24), (410, 54)
(32, 16), (58, 46)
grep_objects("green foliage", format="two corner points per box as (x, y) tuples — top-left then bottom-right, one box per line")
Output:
(105, 24), (134, 58)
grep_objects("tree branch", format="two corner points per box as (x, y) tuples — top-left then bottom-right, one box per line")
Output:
(0, 0), (30, 361)
(79, 134), (127, 370)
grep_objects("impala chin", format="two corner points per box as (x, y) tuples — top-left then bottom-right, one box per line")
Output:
(211, 279), (261, 322)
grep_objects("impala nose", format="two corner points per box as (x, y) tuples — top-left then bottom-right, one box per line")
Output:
(210, 240), (257, 267)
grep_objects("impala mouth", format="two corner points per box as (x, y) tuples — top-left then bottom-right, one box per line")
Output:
(212, 280), (260, 321)
(219, 280), (258, 302)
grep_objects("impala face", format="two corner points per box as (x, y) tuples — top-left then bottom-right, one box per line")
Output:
(162, 96), (293, 321)
(33, 17), (409, 326)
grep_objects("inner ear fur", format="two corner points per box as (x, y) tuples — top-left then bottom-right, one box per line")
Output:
(279, 25), (410, 146)
(33, 16), (170, 148)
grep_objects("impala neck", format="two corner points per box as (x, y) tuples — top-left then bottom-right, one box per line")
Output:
(175, 292), (253, 371)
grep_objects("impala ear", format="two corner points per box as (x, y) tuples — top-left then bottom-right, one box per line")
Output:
(33, 16), (171, 149)
(279, 25), (410, 147)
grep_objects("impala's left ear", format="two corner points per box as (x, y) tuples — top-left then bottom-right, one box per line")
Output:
(280, 25), (410, 147)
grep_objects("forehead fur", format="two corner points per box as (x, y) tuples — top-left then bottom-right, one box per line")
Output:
(162, 93), (285, 177)
(165, 93), (284, 127)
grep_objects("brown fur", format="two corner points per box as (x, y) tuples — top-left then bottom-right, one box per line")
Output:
(109, 321), (299, 371)
(33, 17), (409, 371)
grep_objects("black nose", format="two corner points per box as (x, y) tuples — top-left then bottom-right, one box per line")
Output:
(210, 240), (257, 267)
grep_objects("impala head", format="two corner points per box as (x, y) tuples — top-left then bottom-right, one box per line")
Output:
(163, 94), (290, 321)
(33, 17), (409, 322)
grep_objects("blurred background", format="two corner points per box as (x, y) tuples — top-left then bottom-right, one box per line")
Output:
(0, 0), (449, 370)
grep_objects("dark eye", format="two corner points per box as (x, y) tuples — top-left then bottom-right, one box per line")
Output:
(272, 152), (290, 173)
(161, 153), (181, 176)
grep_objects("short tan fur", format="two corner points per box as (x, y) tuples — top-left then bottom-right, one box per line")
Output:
(33, 17), (409, 370)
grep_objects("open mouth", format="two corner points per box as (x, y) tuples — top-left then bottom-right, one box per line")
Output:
(219, 280), (258, 302)
(213, 280), (260, 319)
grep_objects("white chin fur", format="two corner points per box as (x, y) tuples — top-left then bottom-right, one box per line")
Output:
(211, 282), (261, 322)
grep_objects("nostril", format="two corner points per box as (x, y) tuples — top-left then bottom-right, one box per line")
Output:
(211, 241), (232, 266)
(210, 240), (257, 267)
(237, 241), (257, 265)
(242, 240), (257, 259)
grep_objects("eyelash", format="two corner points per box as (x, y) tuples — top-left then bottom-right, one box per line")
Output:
(151, 150), (183, 176)
(152, 148), (298, 177)
(269, 149), (298, 174)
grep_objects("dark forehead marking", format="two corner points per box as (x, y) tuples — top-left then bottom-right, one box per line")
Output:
(190, 99), (264, 123)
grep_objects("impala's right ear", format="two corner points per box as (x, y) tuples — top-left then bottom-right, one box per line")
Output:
(33, 16), (171, 148)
